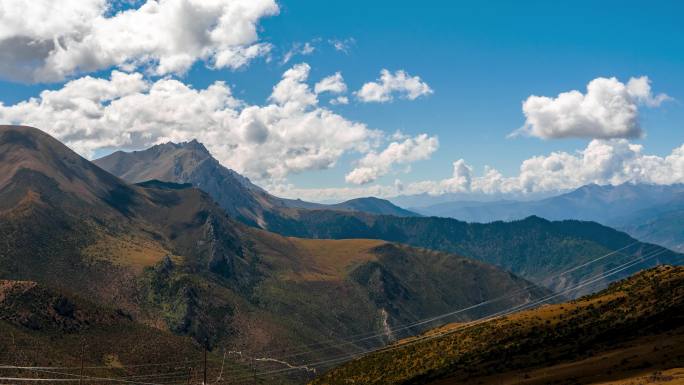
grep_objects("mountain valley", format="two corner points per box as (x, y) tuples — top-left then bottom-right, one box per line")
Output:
(94, 140), (683, 295)
(1, 4), (682, 384)
(0, 125), (561, 383)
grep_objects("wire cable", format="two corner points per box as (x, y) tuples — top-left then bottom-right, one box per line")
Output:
(2, 240), (675, 383)
(216, 241), (645, 364)
(226, 246), (673, 381)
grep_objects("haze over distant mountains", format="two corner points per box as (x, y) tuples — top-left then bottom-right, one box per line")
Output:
(617, 193), (684, 253)
(412, 183), (684, 252)
(413, 183), (684, 222)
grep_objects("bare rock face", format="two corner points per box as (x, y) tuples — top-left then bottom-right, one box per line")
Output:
(94, 140), (418, 232)
(204, 214), (238, 278)
(94, 139), (280, 228)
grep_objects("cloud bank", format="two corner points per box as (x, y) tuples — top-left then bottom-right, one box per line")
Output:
(0, 65), (390, 181)
(0, 0), (278, 82)
(0, 63), (439, 185)
(276, 139), (684, 202)
(413, 140), (684, 196)
(283, 74), (678, 202)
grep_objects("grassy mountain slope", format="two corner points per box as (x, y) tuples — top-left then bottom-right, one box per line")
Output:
(0, 125), (248, 316)
(0, 280), (250, 383)
(311, 265), (684, 385)
(326, 197), (418, 217)
(0, 125), (547, 380)
(135, 226), (550, 369)
(270, 210), (682, 295)
(246, 231), (549, 347)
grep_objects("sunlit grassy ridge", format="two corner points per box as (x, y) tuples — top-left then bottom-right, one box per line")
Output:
(311, 265), (684, 385)
(269, 210), (682, 296)
(247, 229), (385, 281)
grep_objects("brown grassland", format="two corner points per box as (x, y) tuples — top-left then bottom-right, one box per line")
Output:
(311, 265), (684, 385)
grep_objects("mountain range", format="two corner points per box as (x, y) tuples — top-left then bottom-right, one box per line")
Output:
(94, 139), (682, 295)
(413, 183), (684, 252)
(1, 125), (552, 382)
(2, 125), (682, 383)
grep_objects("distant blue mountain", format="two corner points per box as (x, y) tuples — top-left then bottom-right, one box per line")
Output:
(613, 192), (684, 252)
(412, 183), (684, 252)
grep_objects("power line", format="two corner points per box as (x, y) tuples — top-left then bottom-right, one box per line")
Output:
(2, 367), (184, 385)
(372, 248), (670, 355)
(214, 241), (645, 364)
(0, 378), (77, 382)
(8, 242), (652, 384)
(226, 246), (674, 381)
(2, 241), (675, 384)
(0, 360), (205, 371)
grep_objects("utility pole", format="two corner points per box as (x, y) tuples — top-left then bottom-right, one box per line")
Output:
(79, 340), (85, 385)
(187, 366), (193, 385)
(203, 345), (207, 385)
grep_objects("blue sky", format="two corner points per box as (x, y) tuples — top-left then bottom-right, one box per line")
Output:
(0, 0), (682, 201)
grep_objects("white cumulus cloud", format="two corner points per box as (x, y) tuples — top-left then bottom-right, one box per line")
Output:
(0, 65), (384, 181)
(269, 63), (319, 110)
(345, 134), (439, 184)
(0, 0), (279, 82)
(356, 69), (433, 103)
(517, 76), (670, 140)
(314, 72), (347, 95)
